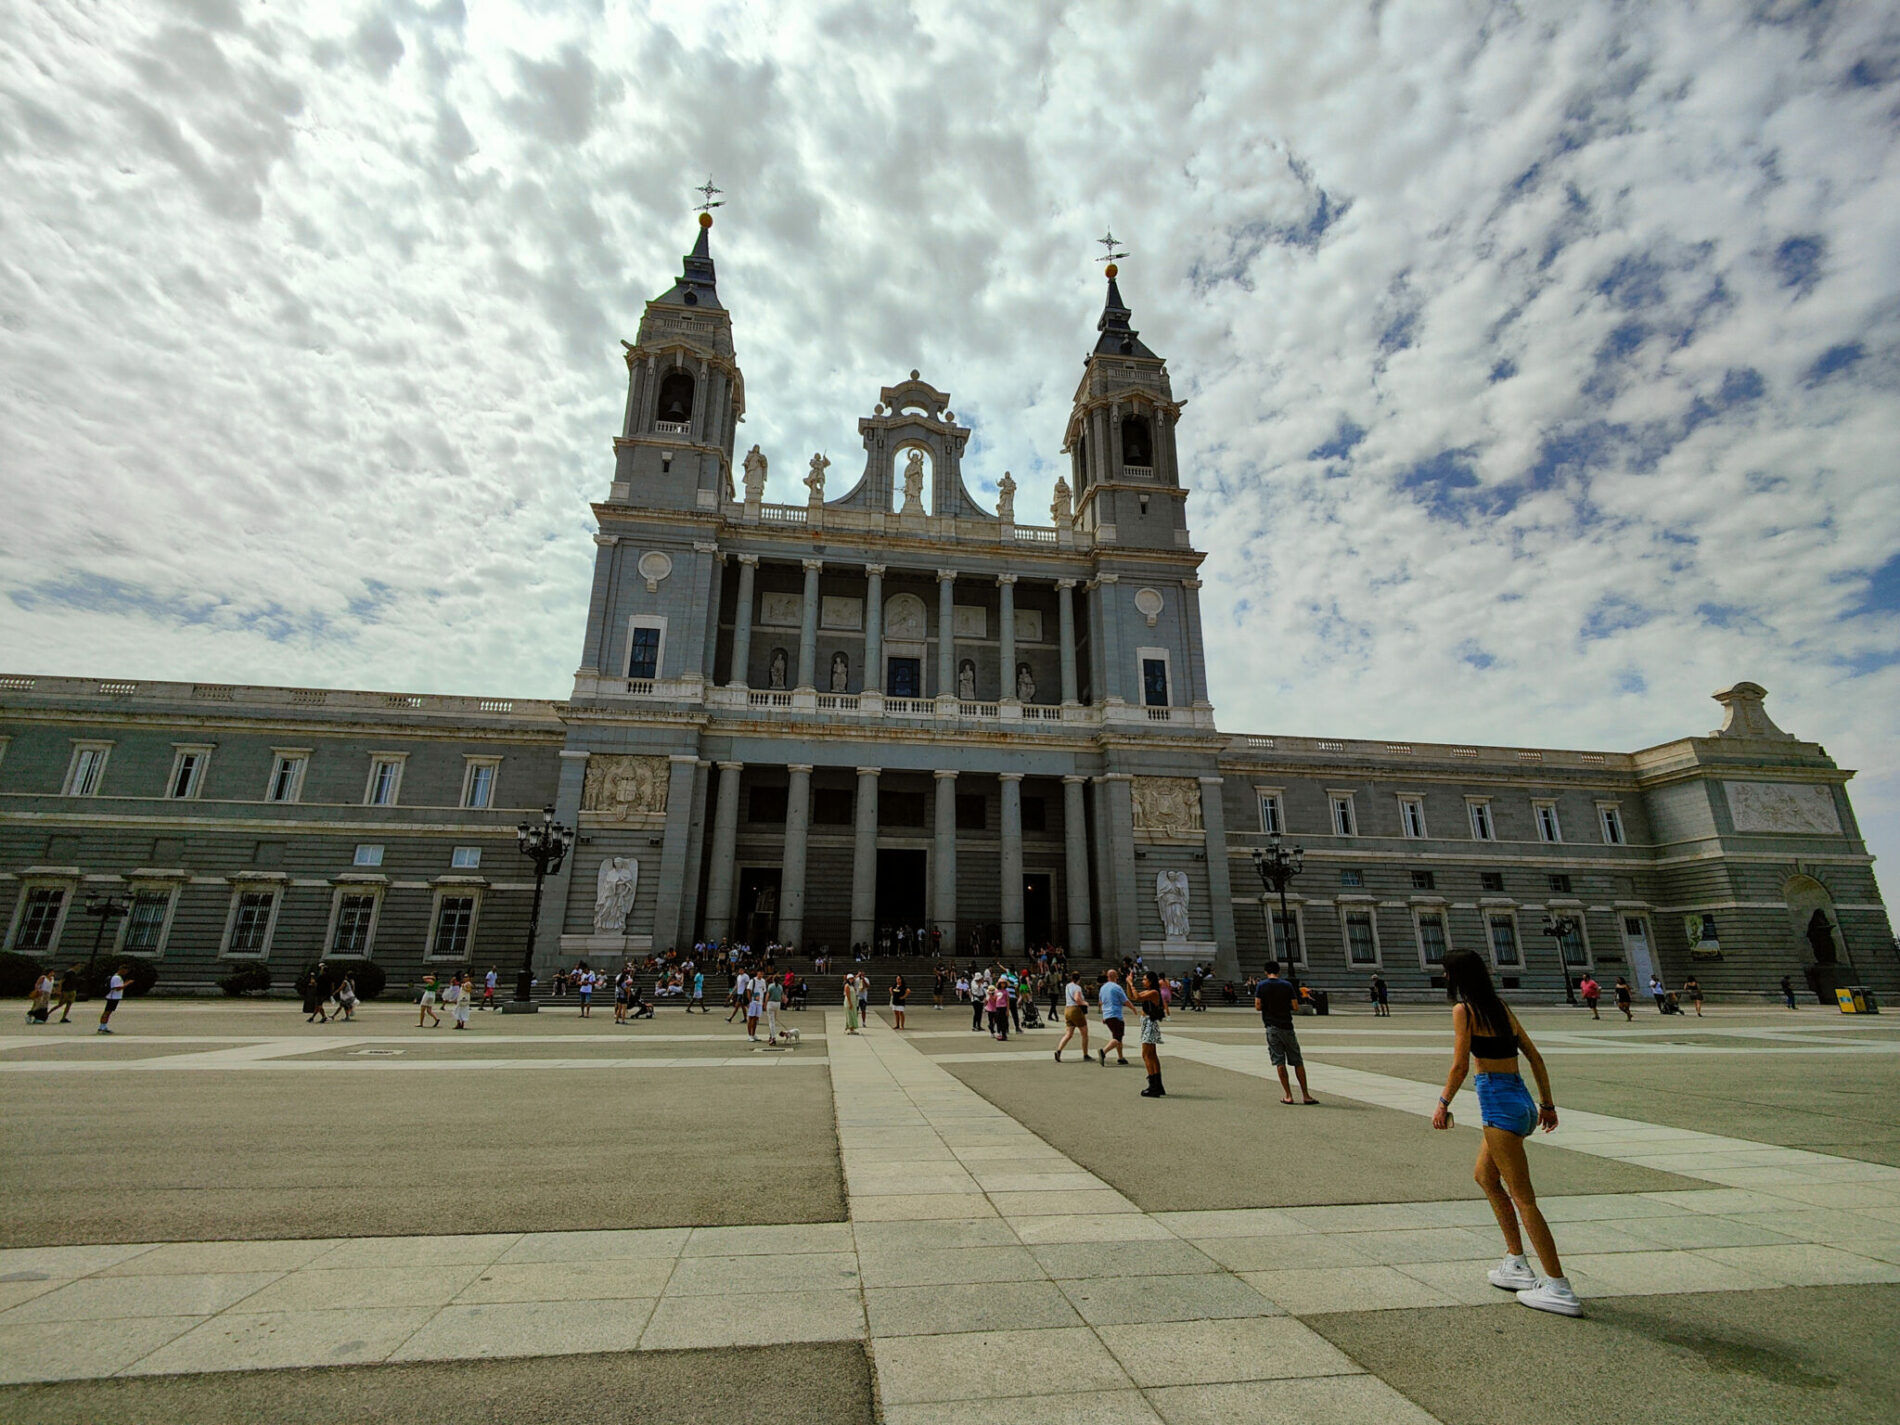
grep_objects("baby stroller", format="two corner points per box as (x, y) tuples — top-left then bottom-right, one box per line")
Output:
(1018, 998), (1044, 1030)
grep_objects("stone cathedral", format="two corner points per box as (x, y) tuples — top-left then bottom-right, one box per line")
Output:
(1, 216), (1892, 1004)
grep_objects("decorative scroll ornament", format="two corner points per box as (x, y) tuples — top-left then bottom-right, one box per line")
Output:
(1131, 776), (1203, 836)
(582, 755), (670, 821)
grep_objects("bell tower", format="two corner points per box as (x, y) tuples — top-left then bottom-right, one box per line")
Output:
(1061, 250), (1186, 550)
(610, 210), (746, 512)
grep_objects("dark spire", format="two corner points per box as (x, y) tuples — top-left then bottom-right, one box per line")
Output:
(653, 212), (724, 311)
(1093, 262), (1155, 358)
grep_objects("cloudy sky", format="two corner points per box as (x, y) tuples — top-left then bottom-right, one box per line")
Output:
(4, 0), (1897, 896)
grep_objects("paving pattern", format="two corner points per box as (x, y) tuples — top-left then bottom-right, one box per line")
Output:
(3, 1006), (1899, 1422)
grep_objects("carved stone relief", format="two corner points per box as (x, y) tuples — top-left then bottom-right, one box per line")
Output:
(1131, 777), (1203, 836)
(885, 593), (928, 640)
(760, 592), (803, 627)
(1014, 609), (1044, 643)
(821, 595), (863, 631)
(582, 756), (671, 822)
(1725, 782), (1841, 835)
(953, 605), (986, 638)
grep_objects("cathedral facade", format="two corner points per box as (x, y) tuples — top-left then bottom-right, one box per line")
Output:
(2, 219), (1892, 1002)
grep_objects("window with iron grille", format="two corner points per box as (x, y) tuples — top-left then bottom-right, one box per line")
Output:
(123, 891), (171, 953)
(433, 896), (475, 959)
(1411, 870), (1436, 890)
(331, 894), (377, 956)
(1480, 871), (1505, 893)
(1345, 912), (1378, 965)
(14, 888), (65, 951)
(1489, 915), (1521, 967)
(1417, 912), (1449, 965)
(229, 891), (275, 954)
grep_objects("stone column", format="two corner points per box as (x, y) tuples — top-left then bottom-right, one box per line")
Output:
(1000, 772), (1025, 954)
(1063, 775), (1093, 955)
(1102, 772), (1141, 954)
(651, 754), (700, 953)
(779, 765), (813, 949)
(863, 564), (885, 695)
(932, 769), (958, 951)
(796, 558), (823, 691)
(1096, 575), (1123, 704)
(534, 749), (591, 973)
(997, 574), (1017, 702)
(698, 550), (725, 684)
(704, 761), (744, 940)
(583, 535), (617, 674)
(1181, 577), (1210, 707)
(1057, 579), (1079, 706)
(850, 767), (880, 949)
(936, 569), (957, 700)
(675, 759), (711, 943)
(1200, 775), (1240, 979)
(728, 555), (758, 687)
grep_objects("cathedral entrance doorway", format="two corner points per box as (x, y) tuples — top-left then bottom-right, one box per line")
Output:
(886, 658), (921, 698)
(1023, 873), (1053, 948)
(737, 868), (781, 950)
(876, 848), (927, 944)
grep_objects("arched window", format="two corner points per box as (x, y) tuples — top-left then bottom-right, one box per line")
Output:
(1120, 415), (1153, 468)
(655, 371), (695, 427)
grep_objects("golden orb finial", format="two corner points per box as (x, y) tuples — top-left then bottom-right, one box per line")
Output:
(699, 211), (713, 229)
(1104, 262), (1118, 279)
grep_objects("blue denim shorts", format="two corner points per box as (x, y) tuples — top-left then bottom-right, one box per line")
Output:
(1474, 1071), (1538, 1137)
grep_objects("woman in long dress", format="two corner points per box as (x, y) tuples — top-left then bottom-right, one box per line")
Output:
(843, 972), (861, 1034)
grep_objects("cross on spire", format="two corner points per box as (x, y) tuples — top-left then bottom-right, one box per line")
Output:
(694, 176), (725, 214)
(1096, 228), (1128, 266)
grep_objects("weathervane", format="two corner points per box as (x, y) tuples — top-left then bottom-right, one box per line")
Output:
(695, 176), (725, 214)
(1096, 228), (1128, 266)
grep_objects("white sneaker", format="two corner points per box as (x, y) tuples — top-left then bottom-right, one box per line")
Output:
(1517, 1278), (1583, 1316)
(1488, 1257), (1537, 1292)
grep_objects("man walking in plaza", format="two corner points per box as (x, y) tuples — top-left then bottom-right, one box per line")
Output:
(96, 965), (128, 1034)
(1096, 967), (1130, 1066)
(1256, 962), (1317, 1104)
(1054, 971), (1089, 1062)
(728, 967), (750, 1024)
(481, 968), (497, 1009)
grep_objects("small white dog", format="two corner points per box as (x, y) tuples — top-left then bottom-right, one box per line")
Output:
(776, 1026), (801, 1047)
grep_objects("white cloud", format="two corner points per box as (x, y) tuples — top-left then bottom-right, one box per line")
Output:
(1, 0), (1896, 898)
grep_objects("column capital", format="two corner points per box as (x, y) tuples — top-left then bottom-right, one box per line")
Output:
(996, 573), (1018, 586)
(717, 760), (745, 772)
(559, 749), (593, 762)
(786, 764), (814, 776)
(1056, 578), (1077, 590)
(998, 771), (1026, 782)
(864, 563), (886, 577)
(1062, 773), (1090, 784)
(593, 533), (617, 547)
(1182, 577), (1203, 590)
(735, 553), (759, 567)
(1097, 573), (1120, 585)
(1096, 772), (1134, 782)
(855, 766), (882, 778)
(693, 540), (720, 555)
(933, 769), (959, 781)
(802, 557), (824, 573)
(936, 568), (958, 583)
(668, 753), (699, 765)
(1198, 775), (1224, 786)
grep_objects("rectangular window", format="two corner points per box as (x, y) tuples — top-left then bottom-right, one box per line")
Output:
(1411, 870), (1436, 890)
(331, 894), (377, 956)
(432, 895), (476, 959)
(1331, 797), (1356, 837)
(1258, 794), (1282, 835)
(1417, 912), (1449, 965)
(1480, 871), (1505, 893)
(451, 846), (482, 869)
(956, 794), (987, 831)
(1339, 869), (1364, 888)
(1399, 797), (1426, 838)
(1600, 806), (1625, 845)
(879, 791), (927, 828)
(748, 785), (788, 823)
(628, 625), (661, 680)
(462, 759), (499, 810)
(367, 758), (402, 806)
(1020, 796), (1047, 833)
(813, 789), (854, 825)
(1548, 873), (1572, 894)
(1142, 657), (1170, 707)
(167, 747), (209, 799)
(13, 887), (66, 951)
(1270, 909), (1303, 964)
(1345, 911), (1378, 965)
(65, 745), (110, 797)
(229, 891), (276, 955)
(122, 890), (171, 954)
(1468, 801), (1495, 841)
(1535, 802), (1562, 843)
(353, 844), (384, 867)
(268, 755), (306, 803)
(1489, 915), (1521, 967)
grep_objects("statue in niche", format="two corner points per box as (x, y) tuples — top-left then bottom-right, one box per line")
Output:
(995, 471), (1015, 521)
(1016, 662), (1036, 703)
(804, 451), (829, 501)
(1051, 475), (1073, 524)
(742, 445), (768, 503)
(957, 659), (977, 701)
(1806, 910), (1838, 964)
(900, 448), (926, 512)
(830, 651), (850, 693)
(768, 648), (788, 689)
(594, 856), (639, 934)
(1155, 869), (1191, 942)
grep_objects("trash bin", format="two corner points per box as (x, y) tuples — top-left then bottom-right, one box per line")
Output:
(1836, 986), (1879, 1014)
(1312, 988), (1330, 1016)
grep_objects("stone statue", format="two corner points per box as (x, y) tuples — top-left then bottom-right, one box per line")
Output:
(1051, 475), (1072, 524)
(1155, 869), (1191, 942)
(957, 659), (977, 701)
(743, 445), (768, 504)
(805, 451), (829, 501)
(996, 471), (1015, 521)
(582, 755), (670, 821)
(1016, 662), (1035, 703)
(768, 648), (788, 689)
(901, 448), (926, 512)
(830, 651), (849, 693)
(594, 856), (639, 934)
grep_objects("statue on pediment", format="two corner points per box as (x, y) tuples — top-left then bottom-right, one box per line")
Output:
(1051, 475), (1072, 524)
(900, 448), (926, 513)
(805, 451), (829, 501)
(742, 445), (768, 503)
(996, 471), (1015, 521)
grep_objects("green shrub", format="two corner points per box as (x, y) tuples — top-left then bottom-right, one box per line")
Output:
(0, 951), (44, 998)
(82, 959), (158, 998)
(218, 964), (273, 997)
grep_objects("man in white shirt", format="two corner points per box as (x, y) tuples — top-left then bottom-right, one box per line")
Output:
(729, 969), (751, 1024)
(747, 974), (767, 1041)
(1054, 974), (1089, 1062)
(97, 967), (127, 1034)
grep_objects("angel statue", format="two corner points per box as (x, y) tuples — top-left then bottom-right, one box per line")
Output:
(995, 470), (1015, 521)
(742, 445), (768, 503)
(594, 856), (639, 934)
(1155, 869), (1191, 942)
(1050, 475), (1073, 524)
(805, 451), (830, 501)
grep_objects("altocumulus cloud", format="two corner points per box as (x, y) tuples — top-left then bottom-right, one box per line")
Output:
(0, 0), (1896, 889)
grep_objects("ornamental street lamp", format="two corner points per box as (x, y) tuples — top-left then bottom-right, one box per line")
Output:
(1250, 835), (1305, 992)
(81, 895), (130, 977)
(1542, 916), (1580, 1006)
(509, 805), (573, 1013)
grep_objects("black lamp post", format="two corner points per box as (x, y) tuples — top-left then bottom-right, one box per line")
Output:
(1250, 835), (1305, 992)
(1542, 916), (1580, 1006)
(81, 895), (130, 977)
(509, 805), (573, 1013)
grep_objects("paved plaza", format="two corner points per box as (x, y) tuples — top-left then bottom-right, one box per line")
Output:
(3, 998), (1899, 1422)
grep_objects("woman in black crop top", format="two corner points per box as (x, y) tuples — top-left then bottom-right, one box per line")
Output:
(1430, 951), (1581, 1317)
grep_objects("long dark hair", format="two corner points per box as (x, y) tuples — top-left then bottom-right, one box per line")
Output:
(1443, 950), (1510, 1037)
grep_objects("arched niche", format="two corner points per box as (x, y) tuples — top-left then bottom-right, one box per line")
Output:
(656, 369), (695, 426)
(1783, 874), (1847, 966)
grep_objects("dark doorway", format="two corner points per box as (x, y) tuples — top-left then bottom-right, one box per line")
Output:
(876, 849), (927, 939)
(1024, 873), (1053, 948)
(737, 868), (781, 950)
(887, 658), (921, 697)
